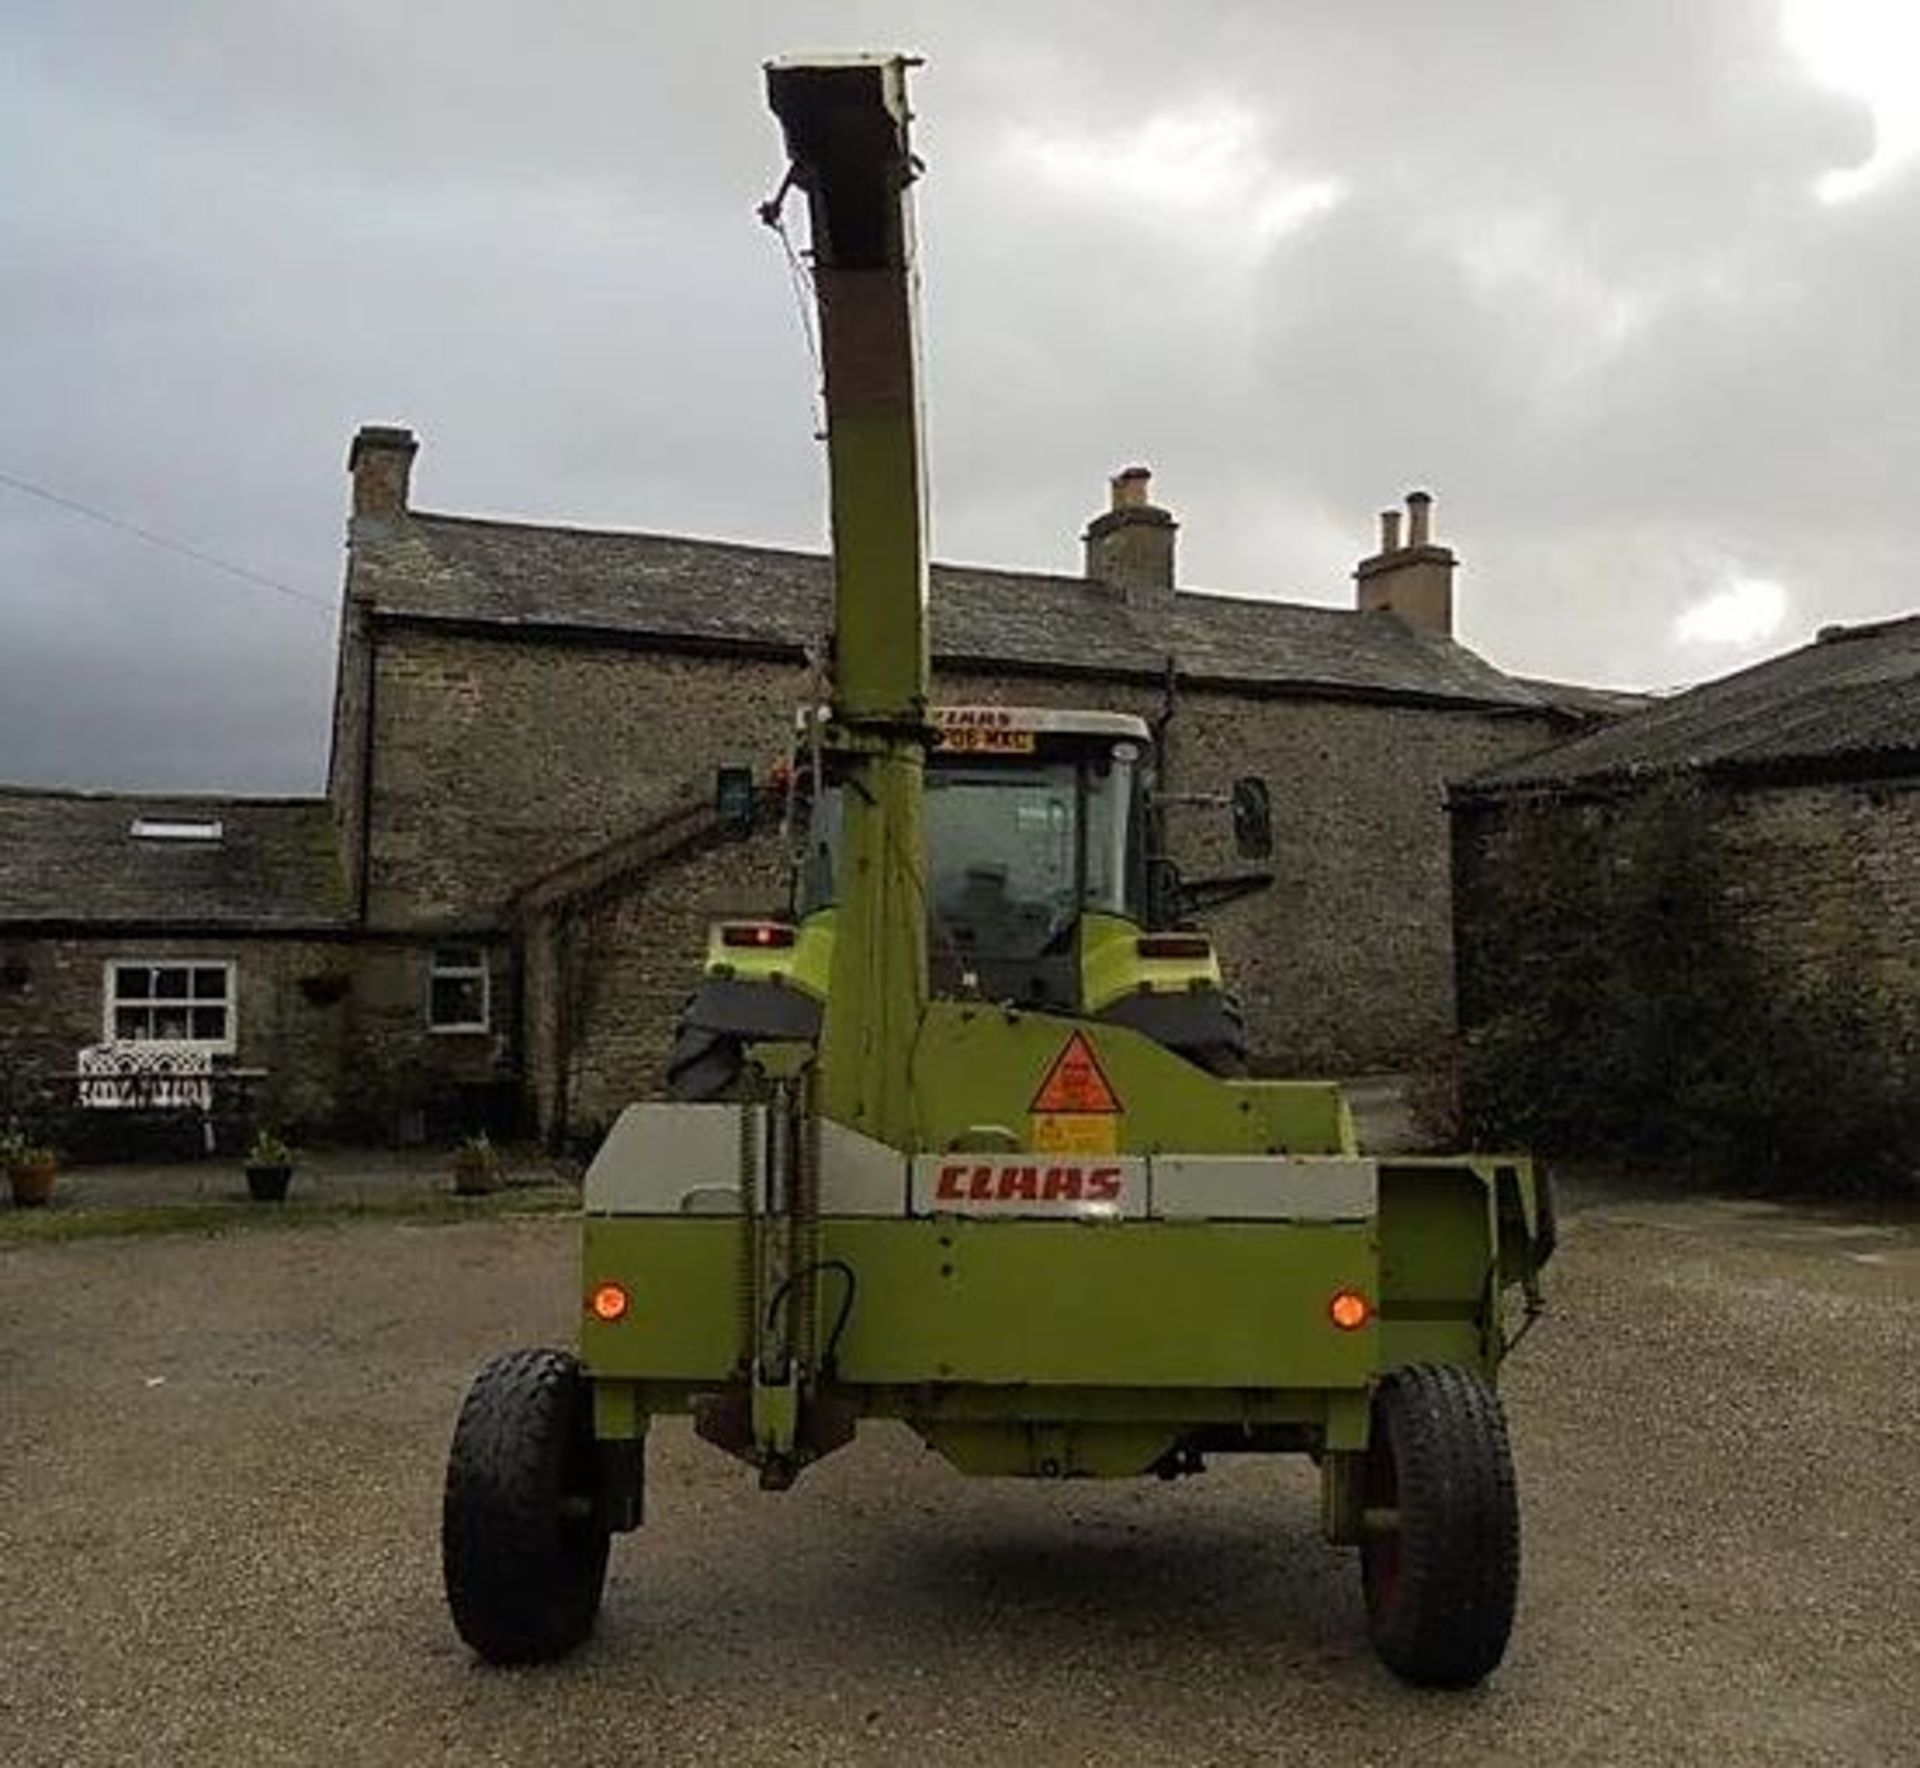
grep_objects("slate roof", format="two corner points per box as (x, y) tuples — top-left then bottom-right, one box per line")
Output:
(1514, 677), (1660, 722)
(0, 790), (349, 930)
(1463, 614), (1920, 797)
(349, 511), (1561, 714)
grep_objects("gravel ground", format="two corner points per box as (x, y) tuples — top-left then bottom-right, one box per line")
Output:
(2, 1186), (1914, 1766)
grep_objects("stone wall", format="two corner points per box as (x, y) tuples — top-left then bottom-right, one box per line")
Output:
(0, 931), (520, 1148)
(0, 934), (351, 1142)
(363, 626), (806, 929)
(1714, 779), (1920, 1055)
(326, 596), (374, 915)
(1452, 774), (1920, 1176)
(526, 829), (790, 1140)
(1184, 691), (1550, 1070)
(334, 938), (516, 1141)
(1456, 777), (1920, 1052)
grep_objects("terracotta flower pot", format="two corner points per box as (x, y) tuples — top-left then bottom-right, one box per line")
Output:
(9, 1160), (57, 1208)
(452, 1155), (499, 1197)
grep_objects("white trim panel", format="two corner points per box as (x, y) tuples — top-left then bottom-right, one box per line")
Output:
(911, 1153), (1147, 1220)
(584, 1111), (1378, 1225)
(584, 1103), (754, 1214)
(816, 1121), (911, 1215)
(1149, 1156), (1377, 1222)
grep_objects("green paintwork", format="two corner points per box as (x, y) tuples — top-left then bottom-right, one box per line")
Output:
(823, 412), (930, 721)
(704, 914), (834, 996)
(580, 1211), (1390, 1477)
(706, 905), (1222, 1021)
(751, 1367), (802, 1463)
(584, 1217), (1376, 1390)
(817, 738), (928, 1148)
(907, 1003), (1351, 1158)
(819, 1218), (1377, 1389)
(585, 1219), (742, 1380)
(577, 1145), (1530, 1477)
(591, 1375), (643, 1443)
(1077, 910), (1221, 1013)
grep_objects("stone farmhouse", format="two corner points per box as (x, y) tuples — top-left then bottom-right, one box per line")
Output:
(0, 425), (1629, 1148)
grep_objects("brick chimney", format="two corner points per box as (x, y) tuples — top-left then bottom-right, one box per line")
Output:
(348, 424), (418, 522)
(1353, 489), (1454, 636)
(1084, 466), (1177, 600)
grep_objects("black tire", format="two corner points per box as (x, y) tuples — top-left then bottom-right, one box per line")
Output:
(442, 1348), (611, 1665)
(1360, 1363), (1520, 1688)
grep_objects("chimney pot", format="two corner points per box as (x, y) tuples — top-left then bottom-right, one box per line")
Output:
(1405, 489), (1433, 548)
(348, 424), (418, 520)
(1354, 488), (1454, 636)
(1084, 465), (1176, 601)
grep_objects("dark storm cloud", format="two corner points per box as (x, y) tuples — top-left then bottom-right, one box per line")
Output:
(1, 1), (1913, 789)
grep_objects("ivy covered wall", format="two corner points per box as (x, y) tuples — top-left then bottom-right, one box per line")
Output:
(1452, 776), (1920, 1191)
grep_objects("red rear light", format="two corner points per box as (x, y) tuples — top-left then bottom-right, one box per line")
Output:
(720, 922), (796, 950)
(589, 1282), (630, 1323)
(1137, 934), (1211, 961)
(1329, 1289), (1372, 1331)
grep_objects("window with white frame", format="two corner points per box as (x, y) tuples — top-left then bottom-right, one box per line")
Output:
(428, 947), (490, 1033)
(105, 960), (236, 1048)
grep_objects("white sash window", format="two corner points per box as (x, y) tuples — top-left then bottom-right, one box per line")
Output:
(104, 960), (236, 1049)
(429, 947), (490, 1033)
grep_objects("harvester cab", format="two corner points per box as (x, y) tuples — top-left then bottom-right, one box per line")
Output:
(669, 702), (1267, 1099)
(441, 52), (1553, 1691)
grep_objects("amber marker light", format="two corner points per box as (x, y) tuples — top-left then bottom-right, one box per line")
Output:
(1329, 1288), (1372, 1331)
(589, 1282), (630, 1323)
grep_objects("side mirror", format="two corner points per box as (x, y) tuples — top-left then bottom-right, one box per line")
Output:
(1231, 776), (1272, 859)
(715, 765), (757, 838)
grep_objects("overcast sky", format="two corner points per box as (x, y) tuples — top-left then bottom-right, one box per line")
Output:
(3, 1), (1917, 792)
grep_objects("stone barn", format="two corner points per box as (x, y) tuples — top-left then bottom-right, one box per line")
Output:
(1451, 614), (1920, 1185)
(0, 425), (1623, 1147)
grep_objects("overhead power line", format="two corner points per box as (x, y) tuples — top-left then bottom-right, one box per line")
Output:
(0, 466), (335, 616)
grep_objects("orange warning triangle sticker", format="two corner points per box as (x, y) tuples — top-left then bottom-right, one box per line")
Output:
(1031, 1031), (1123, 1115)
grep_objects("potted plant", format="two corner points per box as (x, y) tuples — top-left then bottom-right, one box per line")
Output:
(244, 1128), (296, 1203)
(451, 1131), (502, 1197)
(7, 1138), (60, 1208)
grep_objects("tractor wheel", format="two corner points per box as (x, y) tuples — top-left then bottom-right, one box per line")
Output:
(442, 1348), (611, 1665)
(1359, 1363), (1519, 1688)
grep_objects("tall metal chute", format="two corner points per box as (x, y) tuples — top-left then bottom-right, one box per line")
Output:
(766, 55), (931, 1150)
